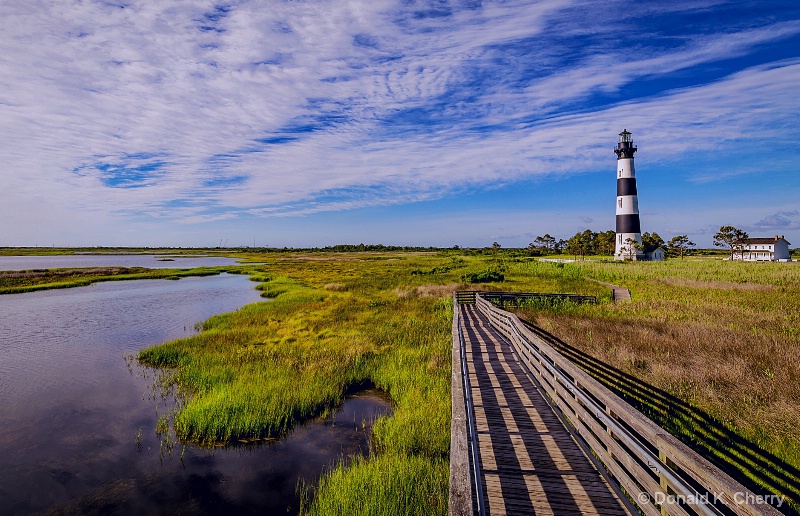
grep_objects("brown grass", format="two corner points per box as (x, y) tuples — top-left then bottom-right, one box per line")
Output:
(521, 303), (800, 464)
(394, 283), (461, 299)
(655, 277), (776, 291)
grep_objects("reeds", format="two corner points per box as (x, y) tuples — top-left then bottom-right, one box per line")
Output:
(138, 254), (467, 513)
(135, 252), (799, 513)
(303, 453), (448, 515)
(0, 266), (232, 294)
(512, 258), (800, 510)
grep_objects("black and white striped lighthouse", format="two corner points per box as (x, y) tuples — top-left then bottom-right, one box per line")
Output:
(614, 129), (643, 260)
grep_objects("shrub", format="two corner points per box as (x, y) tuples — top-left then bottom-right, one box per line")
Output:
(461, 268), (504, 283)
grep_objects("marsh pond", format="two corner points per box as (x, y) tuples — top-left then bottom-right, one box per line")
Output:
(0, 263), (389, 515)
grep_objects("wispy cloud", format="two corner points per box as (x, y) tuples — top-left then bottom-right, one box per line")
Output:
(750, 211), (800, 231)
(1, 0), (798, 245)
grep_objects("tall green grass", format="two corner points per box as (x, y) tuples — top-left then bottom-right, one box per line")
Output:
(139, 254), (468, 513)
(136, 252), (799, 513)
(302, 454), (449, 516)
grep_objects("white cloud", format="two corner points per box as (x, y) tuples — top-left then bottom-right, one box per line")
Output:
(0, 0), (798, 245)
(751, 211), (800, 231)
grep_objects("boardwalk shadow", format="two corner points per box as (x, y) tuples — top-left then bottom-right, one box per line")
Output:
(462, 305), (628, 515)
(521, 320), (800, 516)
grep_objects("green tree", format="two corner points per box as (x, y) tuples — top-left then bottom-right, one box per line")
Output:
(490, 242), (505, 270)
(641, 232), (666, 252)
(566, 230), (596, 260)
(594, 230), (616, 256)
(668, 235), (695, 259)
(532, 234), (557, 254)
(620, 237), (642, 260)
(713, 225), (749, 260)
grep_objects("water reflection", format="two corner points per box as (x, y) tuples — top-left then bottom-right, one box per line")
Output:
(41, 392), (389, 515)
(0, 275), (389, 515)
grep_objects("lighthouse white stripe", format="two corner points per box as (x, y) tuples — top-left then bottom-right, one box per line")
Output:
(616, 158), (636, 179)
(616, 196), (639, 214)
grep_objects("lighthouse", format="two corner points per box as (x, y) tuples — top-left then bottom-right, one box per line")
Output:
(614, 129), (643, 260)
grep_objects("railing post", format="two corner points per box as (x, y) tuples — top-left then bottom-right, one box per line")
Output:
(658, 448), (670, 515)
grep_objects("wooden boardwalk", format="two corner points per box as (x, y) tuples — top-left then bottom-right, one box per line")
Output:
(460, 303), (629, 515)
(587, 279), (632, 303)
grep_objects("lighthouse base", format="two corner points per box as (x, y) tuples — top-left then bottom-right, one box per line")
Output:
(614, 249), (666, 261)
(614, 251), (645, 261)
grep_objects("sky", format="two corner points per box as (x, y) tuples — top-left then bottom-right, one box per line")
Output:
(1, 0), (799, 249)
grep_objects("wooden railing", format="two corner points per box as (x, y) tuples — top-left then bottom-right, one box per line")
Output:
(470, 294), (783, 516)
(455, 291), (477, 305)
(449, 296), (482, 515)
(481, 291), (597, 307)
(455, 290), (596, 306)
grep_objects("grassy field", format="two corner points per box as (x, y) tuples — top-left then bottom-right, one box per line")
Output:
(134, 251), (600, 514)
(509, 258), (800, 511)
(139, 253), (454, 515)
(126, 251), (798, 513)
(3, 247), (794, 510)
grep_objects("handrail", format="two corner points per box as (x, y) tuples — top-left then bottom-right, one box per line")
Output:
(449, 296), (484, 515)
(474, 294), (782, 516)
(455, 290), (596, 306)
(459, 305), (486, 515)
(449, 296), (473, 515)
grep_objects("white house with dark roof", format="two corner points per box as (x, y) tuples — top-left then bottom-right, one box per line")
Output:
(643, 245), (666, 261)
(734, 235), (792, 262)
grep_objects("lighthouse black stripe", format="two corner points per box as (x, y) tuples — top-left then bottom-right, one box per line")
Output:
(617, 178), (638, 196)
(616, 214), (641, 234)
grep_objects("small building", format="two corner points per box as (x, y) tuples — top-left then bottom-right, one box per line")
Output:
(734, 235), (792, 262)
(644, 245), (665, 261)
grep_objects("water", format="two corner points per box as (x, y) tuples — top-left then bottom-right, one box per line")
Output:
(0, 274), (389, 515)
(0, 254), (243, 271)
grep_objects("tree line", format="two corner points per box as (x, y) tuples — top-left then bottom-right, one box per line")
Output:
(528, 231), (696, 258)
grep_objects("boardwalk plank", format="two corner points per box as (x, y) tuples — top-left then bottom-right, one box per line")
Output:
(459, 305), (629, 515)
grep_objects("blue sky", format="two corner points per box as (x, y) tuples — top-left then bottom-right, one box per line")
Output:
(1, 0), (798, 248)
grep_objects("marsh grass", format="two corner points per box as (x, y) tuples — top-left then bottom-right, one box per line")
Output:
(137, 253), (479, 513)
(135, 252), (798, 513)
(0, 266), (231, 294)
(511, 258), (800, 510)
(301, 454), (449, 516)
